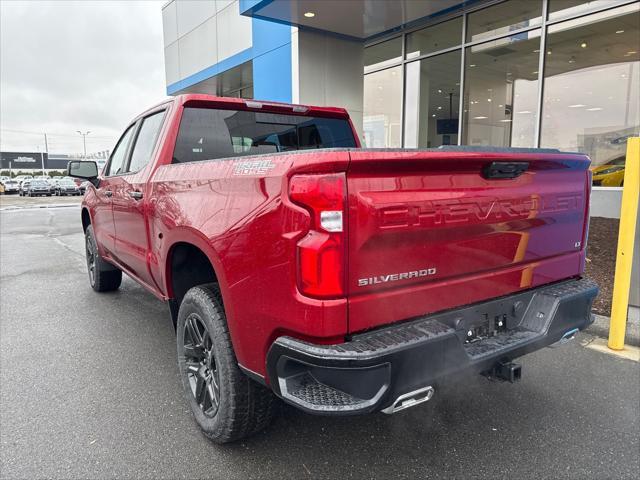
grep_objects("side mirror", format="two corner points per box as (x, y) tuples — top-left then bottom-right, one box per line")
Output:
(67, 160), (98, 180)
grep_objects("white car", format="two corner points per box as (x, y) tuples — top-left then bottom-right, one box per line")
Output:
(1, 179), (20, 194)
(14, 175), (33, 187)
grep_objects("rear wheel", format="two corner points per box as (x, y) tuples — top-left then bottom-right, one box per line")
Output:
(85, 225), (122, 292)
(176, 284), (276, 443)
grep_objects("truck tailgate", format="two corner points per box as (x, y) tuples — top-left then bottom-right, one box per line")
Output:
(346, 148), (590, 333)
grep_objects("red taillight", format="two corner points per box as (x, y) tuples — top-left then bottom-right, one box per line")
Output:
(289, 174), (345, 298)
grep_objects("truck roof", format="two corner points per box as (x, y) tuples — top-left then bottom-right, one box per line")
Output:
(136, 94), (351, 121)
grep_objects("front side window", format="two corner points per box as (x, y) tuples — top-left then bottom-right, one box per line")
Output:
(172, 108), (356, 164)
(128, 111), (166, 173)
(105, 125), (135, 176)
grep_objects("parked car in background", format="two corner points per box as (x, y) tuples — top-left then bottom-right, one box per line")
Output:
(591, 157), (625, 187)
(54, 179), (81, 196)
(18, 179), (31, 196)
(15, 175), (33, 187)
(24, 179), (52, 197)
(1, 179), (20, 194)
(0, 176), (10, 184)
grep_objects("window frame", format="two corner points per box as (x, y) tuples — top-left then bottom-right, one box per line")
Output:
(103, 123), (137, 178)
(124, 108), (168, 175)
(361, 0), (636, 147)
(103, 105), (170, 178)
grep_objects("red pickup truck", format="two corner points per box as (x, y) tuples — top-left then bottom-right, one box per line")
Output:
(69, 94), (598, 443)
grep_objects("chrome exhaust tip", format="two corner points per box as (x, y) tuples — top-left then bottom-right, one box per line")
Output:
(549, 327), (580, 348)
(381, 386), (434, 414)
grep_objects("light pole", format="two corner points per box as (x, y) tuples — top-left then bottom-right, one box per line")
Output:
(38, 146), (45, 176)
(76, 130), (91, 159)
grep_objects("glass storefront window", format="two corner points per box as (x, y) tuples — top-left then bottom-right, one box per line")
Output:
(406, 17), (463, 60)
(363, 66), (403, 147)
(541, 4), (640, 186)
(548, 0), (625, 21)
(466, 0), (543, 43)
(462, 29), (541, 147)
(404, 50), (461, 147)
(364, 37), (402, 73)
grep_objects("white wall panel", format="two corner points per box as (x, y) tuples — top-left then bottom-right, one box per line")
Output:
(177, 0), (216, 37)
(216, 2), (252, 60)
(164, 41), (181, 84)
(215, 0), (234, 12)
(162, 1), (178, 47)
(178, 15), (218, 78)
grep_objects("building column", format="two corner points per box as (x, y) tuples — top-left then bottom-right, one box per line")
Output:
(291, 29), (364, 140)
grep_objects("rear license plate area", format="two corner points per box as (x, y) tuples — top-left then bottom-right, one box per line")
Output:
(464, 314), (508, 344)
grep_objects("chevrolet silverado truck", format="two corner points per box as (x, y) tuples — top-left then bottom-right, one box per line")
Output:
(69, 94), (598, 443)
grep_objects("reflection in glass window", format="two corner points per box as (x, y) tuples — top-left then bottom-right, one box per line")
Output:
(364, 37), (402, 73)
(406, 17), (463, 60)
(363, 66), (403, 147)
(548, 0), (624, 21)
(541, 5), (640, 186)
(462, 29), (541, 147)
(466, 0), (542, 43)
(404, 50), (461, 148)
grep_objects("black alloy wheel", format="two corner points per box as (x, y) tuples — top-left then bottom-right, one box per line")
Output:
(85, 233), (96, 287)
(183, 313), (221, 417)
(176, 284), (275, 443)
(84, 225), (121, 292)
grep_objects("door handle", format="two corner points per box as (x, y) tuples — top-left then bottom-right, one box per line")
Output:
(104, 190), (112, 197)
(128, 190), (143, 200)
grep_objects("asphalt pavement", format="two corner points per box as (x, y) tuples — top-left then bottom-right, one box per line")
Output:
(1, 206), (638, 480)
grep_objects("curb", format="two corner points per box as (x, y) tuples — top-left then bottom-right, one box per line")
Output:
(585, 313), (640, 347)
(0, 203), (81, 212)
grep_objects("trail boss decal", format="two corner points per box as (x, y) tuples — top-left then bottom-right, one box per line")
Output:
(358, 268), (437, 287)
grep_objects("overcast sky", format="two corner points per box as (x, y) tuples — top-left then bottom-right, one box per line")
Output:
(0, 0), (167, 155)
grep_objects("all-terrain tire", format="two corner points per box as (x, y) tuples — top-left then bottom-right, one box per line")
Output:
(176, 284), (276, 444)
(85, 225), (122, 292)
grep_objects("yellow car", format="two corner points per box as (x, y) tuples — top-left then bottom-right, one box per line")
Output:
(591, 159), (625, 187)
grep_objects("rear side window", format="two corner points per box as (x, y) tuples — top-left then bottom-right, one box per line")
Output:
(127, 111), (166, 173)
(172, 108), (356, 164)
(105, 125), (135, 176)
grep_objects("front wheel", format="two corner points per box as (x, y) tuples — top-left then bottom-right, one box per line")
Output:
(85, 225), (122, 292)
(176, 284), (276, 443)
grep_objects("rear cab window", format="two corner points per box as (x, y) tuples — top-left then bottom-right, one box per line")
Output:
(172, 108), (356, 164)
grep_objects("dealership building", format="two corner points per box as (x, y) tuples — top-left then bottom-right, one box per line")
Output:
(162, 0), (639, 172)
